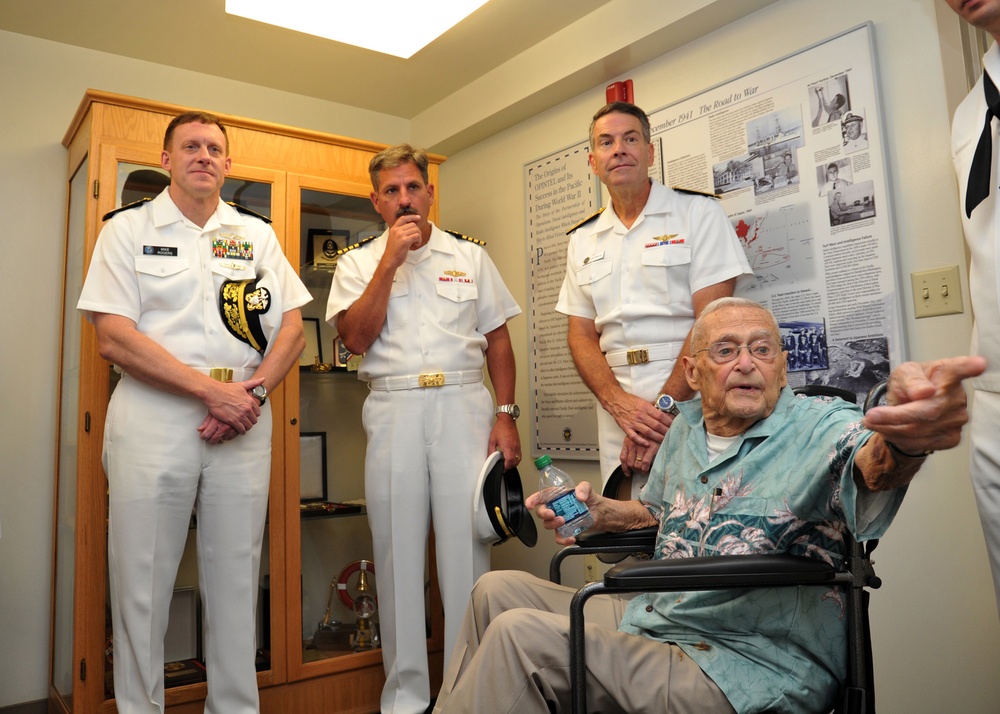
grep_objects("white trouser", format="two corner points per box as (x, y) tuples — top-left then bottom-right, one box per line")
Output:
(971, 390), (1000, 621)
(598, 355), (679, 494)
(104, 375), (271, 714)
(361, 384), (493, 714)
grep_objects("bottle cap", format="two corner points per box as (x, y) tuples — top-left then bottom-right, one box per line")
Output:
(534, 454), (552, 469)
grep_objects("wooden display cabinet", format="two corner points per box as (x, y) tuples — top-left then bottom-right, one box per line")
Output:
(50, 90), (445, 713)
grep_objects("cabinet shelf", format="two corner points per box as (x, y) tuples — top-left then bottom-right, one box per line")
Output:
(299, 503), (366, 520)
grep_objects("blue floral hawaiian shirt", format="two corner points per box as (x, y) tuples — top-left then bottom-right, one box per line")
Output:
(617, 387), (905, 714)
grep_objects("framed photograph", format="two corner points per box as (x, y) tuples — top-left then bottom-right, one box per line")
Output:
(309, 228), (350, 268)
(299, 432), (328, 502)
(300, 317), (322, 369)
(334, 337), (352, 368)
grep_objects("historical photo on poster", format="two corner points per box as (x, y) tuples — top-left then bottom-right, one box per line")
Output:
(650, 23), (902, 403)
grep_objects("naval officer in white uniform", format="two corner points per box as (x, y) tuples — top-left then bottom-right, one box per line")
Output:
(78, 111), (310, 713)
(556, 102), (752, 488)
(326, 144), (522, 713)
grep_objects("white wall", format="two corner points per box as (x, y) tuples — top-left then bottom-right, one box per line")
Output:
(5, 0), (1000, 709)
(438, 1), (1000, 712)
(0, 29), (410, 707)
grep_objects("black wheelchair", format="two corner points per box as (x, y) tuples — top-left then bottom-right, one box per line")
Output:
(552, 383), (885, 714)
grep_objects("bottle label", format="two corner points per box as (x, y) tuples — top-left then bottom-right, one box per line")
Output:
(547, 490), (589, 523)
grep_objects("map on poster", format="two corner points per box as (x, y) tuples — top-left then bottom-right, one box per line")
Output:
(525, 22), (901, 460)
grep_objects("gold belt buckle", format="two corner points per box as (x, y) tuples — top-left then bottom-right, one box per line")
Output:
(626, 349), (649, 366)
(209, 368), (234, 383)
(418, 372), (446, 388)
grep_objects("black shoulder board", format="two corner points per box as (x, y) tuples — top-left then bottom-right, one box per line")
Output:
(671, 186), (720, 199)
(445, 229), (486, 247)
(565, 207), (604, 235)
(227, 201), (272, 224)
(102, 197), (152, 222)
(336, 235), (377, 256)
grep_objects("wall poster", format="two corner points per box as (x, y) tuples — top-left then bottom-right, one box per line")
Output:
(525, 141), (602, 459)
(651, 22), (902, 405)
(525, 23), (902, 461)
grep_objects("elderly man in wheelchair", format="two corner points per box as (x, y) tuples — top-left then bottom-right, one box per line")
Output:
(432, 297), (985, 714)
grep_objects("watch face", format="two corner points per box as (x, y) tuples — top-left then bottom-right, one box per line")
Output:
(510, 404), (520, 419)
(656, 394), (677, 414)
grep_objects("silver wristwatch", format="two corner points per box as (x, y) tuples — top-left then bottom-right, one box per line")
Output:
(252, 384), (268, 406)
(654, 393), (679, 416)
(495, 403), (520, 420)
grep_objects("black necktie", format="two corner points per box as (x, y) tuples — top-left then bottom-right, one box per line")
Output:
(966, 71), (1000, 218)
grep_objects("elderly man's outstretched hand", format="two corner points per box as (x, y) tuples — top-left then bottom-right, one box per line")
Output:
(862, 356), (987, 455)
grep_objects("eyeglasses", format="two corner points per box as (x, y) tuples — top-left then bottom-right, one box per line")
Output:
(693, 339), (780, 364)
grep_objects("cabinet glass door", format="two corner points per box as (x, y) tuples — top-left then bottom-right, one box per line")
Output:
(51, 153), (89, 711)
(287, 181), (390, 679)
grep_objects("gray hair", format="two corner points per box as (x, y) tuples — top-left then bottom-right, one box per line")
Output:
(589, 102), (651, 151)
(690, 297), (779, 350)
(369, 144), (429, 191)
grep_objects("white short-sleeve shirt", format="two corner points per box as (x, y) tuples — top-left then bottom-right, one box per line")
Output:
(556, 181), (752, 356)
(326, 223), (521, 382)
(78, 188), (311, 369)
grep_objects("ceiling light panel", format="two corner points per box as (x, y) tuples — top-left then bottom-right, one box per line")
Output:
(226, 0), (490, 59)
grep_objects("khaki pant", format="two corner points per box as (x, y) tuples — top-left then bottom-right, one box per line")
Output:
(433, 570), (735, 714)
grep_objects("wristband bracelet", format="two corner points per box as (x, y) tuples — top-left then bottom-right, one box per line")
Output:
(885, 440), (933, 460)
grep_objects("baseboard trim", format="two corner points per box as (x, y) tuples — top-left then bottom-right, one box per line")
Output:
(0, 700), (47, 714)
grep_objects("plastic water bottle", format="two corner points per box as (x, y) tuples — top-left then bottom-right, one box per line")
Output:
(534, 454), (594, 539)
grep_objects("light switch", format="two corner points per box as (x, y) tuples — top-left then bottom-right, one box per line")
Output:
(911, 265), (963, 318)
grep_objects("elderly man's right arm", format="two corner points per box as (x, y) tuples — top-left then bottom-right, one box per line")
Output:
(525, 479), (656, 546)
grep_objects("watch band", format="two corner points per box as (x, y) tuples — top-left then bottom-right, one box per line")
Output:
(495, 403), (520, 420)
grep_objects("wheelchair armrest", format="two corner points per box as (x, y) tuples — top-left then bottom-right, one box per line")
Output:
(574, 525), (659, 550)
(602, 554), (837, 591)
(549, 526), (658, 584)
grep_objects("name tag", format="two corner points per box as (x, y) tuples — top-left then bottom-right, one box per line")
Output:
(143, 245), (178, 256)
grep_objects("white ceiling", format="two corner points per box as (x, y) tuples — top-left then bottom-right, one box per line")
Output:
(1, 0), (779, 154)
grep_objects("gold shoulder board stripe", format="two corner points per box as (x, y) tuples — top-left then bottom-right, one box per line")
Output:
(671, 186), (720, 199)
(445, 229), (486, 247)
(102, 197), (152, 222)
(565, 208), (604, 235)
(227, 201), (273, 224)
(336, 235), (377, 256)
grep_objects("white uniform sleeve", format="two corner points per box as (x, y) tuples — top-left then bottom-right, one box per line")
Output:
(685, 197), (752, 294)
(554, 233), (597, 320)
(325, 248), (371, 335)
(77, 216), (144, 323)
(474, 250), (521, 334)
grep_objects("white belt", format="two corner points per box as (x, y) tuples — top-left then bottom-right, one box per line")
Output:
(605, 342), (682, 368)
(368, 371), (484, 391)
(193, 367), (256, 382)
